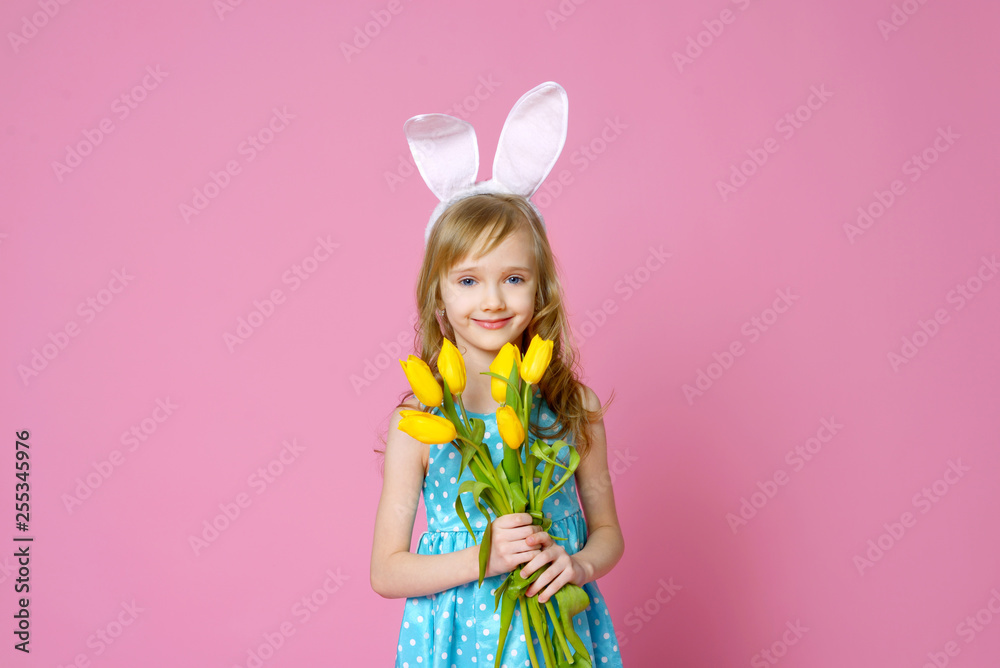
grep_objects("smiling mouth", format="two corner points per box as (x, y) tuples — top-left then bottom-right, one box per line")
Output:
(474, 317), (512, 328)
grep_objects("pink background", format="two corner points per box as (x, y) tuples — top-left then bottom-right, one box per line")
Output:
(3, 1), (999, 666)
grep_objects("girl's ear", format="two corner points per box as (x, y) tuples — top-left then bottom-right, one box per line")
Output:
(492, 82), (569, 199)
(404, 114), (479, 202)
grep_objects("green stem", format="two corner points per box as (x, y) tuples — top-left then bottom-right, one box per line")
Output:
(520, 596), (541, 668)
(544, 598), (573, 662)
(456, 434), (510, 513)
(456, 394), (473, 435)
(526, 596), (557, 667)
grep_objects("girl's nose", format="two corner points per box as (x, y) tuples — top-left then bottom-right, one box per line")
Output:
(482, 283), (505, 310)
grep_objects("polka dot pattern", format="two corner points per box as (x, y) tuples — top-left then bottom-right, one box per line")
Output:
(394, 399), (622, 667)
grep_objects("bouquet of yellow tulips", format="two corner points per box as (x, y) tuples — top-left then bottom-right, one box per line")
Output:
(398, 334), (593, 668)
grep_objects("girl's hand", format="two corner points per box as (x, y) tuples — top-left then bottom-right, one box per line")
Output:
(519, 531), (589, 604)
(484, 513), (547, 579)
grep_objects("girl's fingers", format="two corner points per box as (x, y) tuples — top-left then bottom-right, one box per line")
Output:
(538, 571), (569, 604)
(528, 531), (552, 546)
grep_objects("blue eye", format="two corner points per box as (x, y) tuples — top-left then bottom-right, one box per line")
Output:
(457, 276), (524, 286)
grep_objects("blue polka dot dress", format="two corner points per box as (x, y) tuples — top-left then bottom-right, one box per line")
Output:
(394, 398), (623, 667)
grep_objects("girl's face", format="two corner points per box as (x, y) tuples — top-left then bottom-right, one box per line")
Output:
(440, 226), (538, 364)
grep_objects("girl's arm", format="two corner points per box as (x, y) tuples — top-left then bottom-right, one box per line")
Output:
(568, 384), (626, 582)
(370, 404), (478, 599)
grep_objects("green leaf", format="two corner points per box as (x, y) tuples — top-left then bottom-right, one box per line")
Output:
(505, 358), (520, 407)
(534, 439), (573, 470)
(454, 496), (477, 545)
(509, 478), (528, 513)
(493, 572), (512, 611)
(554, 585), (592, 665)
(544, 598), (573, 663)
(478, 518), (493, 587)
(458, 479), (494, 522)
(542, 446), (580, 500)
(493, 586), (519, 668)
(554, 583), (590, 617)
(457, 444), (477, 482)
(470, 417), (485, 446)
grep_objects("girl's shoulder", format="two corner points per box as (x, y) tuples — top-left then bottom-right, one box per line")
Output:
(389, 397), (423, 421)
(576, 383), (600, 412)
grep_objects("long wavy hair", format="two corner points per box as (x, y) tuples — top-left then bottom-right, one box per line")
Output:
(375, 193), (615, 471)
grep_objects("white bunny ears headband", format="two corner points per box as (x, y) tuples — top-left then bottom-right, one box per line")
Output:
(403, 81), (569, 246)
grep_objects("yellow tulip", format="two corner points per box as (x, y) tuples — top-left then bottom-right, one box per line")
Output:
(489, 343), (522, 403)
(437, 338), (467, 395)
(496, 405), (525, 449)
(399, 355), (443, 407)
(520, 334), (554, 385)
(397, 410), (458, 445)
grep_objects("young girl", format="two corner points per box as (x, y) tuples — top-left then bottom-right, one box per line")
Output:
(371, 82), (624, 667)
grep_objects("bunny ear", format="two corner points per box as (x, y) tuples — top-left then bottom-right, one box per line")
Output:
(492, 82), (568, 198)
(404, 114), (480, 202)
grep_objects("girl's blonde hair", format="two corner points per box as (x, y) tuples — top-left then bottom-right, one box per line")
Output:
(375, 193), (615, 468)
